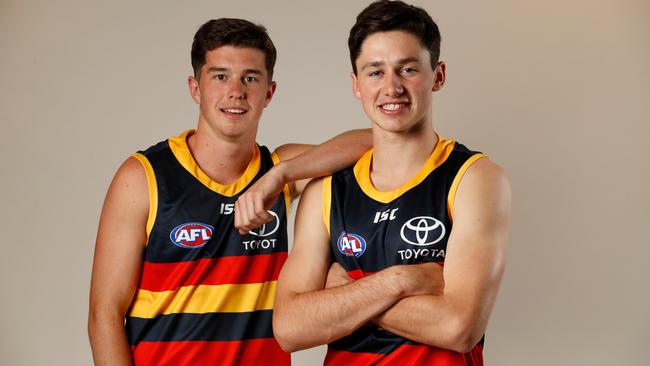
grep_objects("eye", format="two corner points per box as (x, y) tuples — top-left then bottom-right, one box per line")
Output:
(368, 70), (382, 78)
(401, 67), (417, 75)
(214, 74), (226, 81)
(244, 76), (258, 83)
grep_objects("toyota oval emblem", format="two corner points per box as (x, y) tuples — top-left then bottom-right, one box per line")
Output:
(249, 210), (280, 237)
(400, 216), (446, 246)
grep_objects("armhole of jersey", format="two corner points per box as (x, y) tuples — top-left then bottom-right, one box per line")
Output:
(131, 153), (157, 244)
(271, 151), (292, 217)
(447, 153), (486, 222)
(322, 176), (332, 238)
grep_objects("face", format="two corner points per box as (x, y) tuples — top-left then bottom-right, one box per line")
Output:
(188, 46), (276, 140)
(352, 31), (445, 134)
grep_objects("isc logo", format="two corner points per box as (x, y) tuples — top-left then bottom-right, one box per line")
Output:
(374, 208), (398, 223)
(169, 222), (214, 248)
(336, 232), (367, 258)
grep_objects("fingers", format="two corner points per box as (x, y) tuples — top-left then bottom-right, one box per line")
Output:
(235, 199), (247, 235)
(389, 262), (444, 297)
(232, 169), (285, 235)
(234, 191), (274, 235)
(412, 262), (444, 296)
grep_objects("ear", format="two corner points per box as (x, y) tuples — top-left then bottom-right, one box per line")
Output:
(264, 81), (277, 107)
(351, 72), (361, 99)
(188, 76), (201, 104)
(432, 61), (446, 92)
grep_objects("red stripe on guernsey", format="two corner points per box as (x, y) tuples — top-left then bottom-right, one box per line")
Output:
(347, 269), (378, 280)
(139, 252), (287, 291)
(325, 344), (483, 366)
(325, 350), (383, 365)
(132, 338), (290, 366)
(347, 269), (366, 280)
(347, 263), (443, 280)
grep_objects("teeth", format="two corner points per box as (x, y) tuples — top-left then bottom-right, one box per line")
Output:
(382, 103), (403, 111)
(223, 108), (245, 114)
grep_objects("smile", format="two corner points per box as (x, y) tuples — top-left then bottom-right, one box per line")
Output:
(380, 103), (410, 112)
(221, 108), (247, 114)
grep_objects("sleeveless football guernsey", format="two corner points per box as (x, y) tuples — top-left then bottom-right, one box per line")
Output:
(125, 130), (291, 365)
(323, 135), (485, 366)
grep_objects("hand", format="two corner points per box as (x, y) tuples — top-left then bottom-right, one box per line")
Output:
(235, 165), (287, 235)
(325, 262), (354, 288)
(389, 262), (445, 297)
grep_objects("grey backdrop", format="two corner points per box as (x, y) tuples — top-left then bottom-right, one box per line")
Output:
(1, 0), (649, 365)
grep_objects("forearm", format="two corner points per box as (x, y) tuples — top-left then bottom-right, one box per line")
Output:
(375, 294), (488, 353)
(277, 129), (371, 183)
(88, 310), (133, 365)
(274, 269), (403, 352)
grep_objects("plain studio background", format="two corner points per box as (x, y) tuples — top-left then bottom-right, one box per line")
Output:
(1, 0), (649, 365)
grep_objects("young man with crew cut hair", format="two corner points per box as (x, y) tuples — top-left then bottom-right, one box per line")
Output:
(88, 18), (371, 365)
(274, 1), (511, 364)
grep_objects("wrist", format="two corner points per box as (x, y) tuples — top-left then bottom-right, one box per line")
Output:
(378, 266), (409, 299)
(272, 161), (292, 185)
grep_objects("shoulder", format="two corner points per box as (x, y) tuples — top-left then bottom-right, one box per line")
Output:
(103, 156), (150, 213)
(444, 135), (507, 193)
(454, 157), (511, 226)
(463, 157), (509, 192)
(117, 155), (148, 185)
(301, 176), (326, 203)
(295, 177), (328, 221)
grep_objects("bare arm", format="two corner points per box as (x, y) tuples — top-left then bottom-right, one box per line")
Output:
(88, 157), (149, 365)
(372, 158), (511, 352)
(272, 178), (438, 352)
(235, 129), (371, 234)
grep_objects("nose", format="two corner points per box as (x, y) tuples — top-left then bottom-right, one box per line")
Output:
(228, 79), (245, 100)
(383, 73), (404, 98)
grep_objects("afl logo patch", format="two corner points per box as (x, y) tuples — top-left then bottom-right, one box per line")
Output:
(337, 232), (367, 258)
(169, 223), (214, 248)
(249, 210), (280, 237)
(400, 216), (446, 246)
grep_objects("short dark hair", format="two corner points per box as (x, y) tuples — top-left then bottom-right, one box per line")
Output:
(348, 0), (441, 75)
(191, 18), (277, 81)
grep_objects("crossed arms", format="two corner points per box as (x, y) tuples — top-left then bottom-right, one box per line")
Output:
(273, 157), (511, 353)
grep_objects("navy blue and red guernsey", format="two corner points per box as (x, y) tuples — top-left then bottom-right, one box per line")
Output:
(323, 135), (486, 366)
(125, 130), (291, 365)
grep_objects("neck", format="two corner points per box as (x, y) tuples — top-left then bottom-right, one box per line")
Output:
(369, 121), (437, 191)
(187, 121), (257, 185)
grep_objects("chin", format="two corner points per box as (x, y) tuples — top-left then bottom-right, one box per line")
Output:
(373, 119), (412, 133)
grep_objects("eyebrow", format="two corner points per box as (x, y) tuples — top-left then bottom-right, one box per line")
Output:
(206, 67), (263, 75)
(395, 57), (421, 66)
(360, 57), (422, 71)
(207, 67), (228, 73)
(360, 61), (384, 72)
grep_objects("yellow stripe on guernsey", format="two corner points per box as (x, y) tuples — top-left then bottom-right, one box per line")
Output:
(169, 130), (261, 197)
(446, 153), (486, 221)
(322, 176), (332, 236)
(354, 135), (456, 203)
(129, 281), (277, 318)
(131, 153), (158, 241)
(271, 152), (292, 218)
